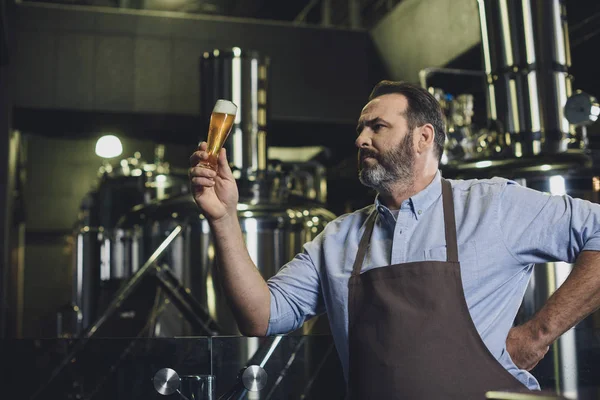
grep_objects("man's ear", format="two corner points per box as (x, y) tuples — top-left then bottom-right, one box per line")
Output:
(416, 124), (435, 154)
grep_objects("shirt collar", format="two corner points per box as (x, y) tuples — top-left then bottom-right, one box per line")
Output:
(374, 170), (443, 220)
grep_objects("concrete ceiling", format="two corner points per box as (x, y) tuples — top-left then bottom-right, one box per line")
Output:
(19, 0), (402, 28)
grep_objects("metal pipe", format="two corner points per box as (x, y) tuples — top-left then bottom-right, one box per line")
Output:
(348, 0), (361, 29)
(75, 225), (101, 334)
(552, 262), (578, 399)
(200, 48), (270, 178)
(476, 0), (574, 156)
(154, 264), (221, 335)
(85, 224), (184, 337)
(321, 0), (332, 26)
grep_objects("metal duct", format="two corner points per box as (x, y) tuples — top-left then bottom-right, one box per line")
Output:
(477, 0), (573, 157)
(200, 48), (269, 178)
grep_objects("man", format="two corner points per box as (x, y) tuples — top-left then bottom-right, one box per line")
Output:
(189, 81), (600, 399)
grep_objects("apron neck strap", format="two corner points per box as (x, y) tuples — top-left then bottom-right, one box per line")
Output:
(351, 210), (377, 277)
(351, 178), (459, 277)
(441, 178), (458, 263)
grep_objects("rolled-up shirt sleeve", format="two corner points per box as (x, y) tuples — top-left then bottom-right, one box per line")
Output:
(498, 180), (600, 265)
(265, 236), (325, 336)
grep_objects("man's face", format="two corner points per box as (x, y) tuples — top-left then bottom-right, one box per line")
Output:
(355, 94), (416, 193)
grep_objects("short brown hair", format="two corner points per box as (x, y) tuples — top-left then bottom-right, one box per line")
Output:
(369, 80), (446, 162)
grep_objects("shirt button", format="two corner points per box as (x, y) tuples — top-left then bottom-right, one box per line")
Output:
(418, 210), (422, 215)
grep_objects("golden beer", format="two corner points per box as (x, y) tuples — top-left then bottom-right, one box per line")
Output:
(200, 99), (237, 170)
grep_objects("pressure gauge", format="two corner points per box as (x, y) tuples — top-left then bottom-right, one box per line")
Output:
(564, 90), (600, 126)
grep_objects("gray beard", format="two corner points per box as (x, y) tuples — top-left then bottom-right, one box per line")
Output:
(358, 132), (415, 194)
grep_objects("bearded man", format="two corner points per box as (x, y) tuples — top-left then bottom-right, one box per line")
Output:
(188, 81), (600, 399)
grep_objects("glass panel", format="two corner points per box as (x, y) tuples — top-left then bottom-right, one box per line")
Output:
(3, 333), (600, 399)
(0, 335), (346, 399)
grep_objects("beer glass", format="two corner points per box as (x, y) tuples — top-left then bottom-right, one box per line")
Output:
(200, 99), (238, 170)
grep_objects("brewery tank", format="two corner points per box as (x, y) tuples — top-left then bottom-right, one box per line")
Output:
(430, 1), (600, 397)
(67, 146), (189, 336)
(114, 48), (337, 339)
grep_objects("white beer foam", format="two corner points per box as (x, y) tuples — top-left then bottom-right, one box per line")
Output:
(213, 99), (238, 115)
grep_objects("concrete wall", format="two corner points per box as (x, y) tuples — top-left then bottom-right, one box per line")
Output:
(12, 2), (380, 125)
(370, 0), (481, 82)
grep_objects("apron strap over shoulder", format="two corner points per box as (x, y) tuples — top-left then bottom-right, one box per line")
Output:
(351, 210), (377, 277)
(351, 178), (459, 275)
(441, 178), (459, 263)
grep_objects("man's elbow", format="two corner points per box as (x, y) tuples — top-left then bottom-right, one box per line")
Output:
(238, 323), (269, 337)
(238, 321), (269, 337)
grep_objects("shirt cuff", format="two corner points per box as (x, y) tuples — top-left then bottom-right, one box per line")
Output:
(582, 238), (600, 253)
(265, 291), (293, 336)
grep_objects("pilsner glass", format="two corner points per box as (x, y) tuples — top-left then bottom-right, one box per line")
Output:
(200, 99), (238, 170)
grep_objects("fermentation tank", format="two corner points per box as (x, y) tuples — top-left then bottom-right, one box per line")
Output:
(423, 1), (600, 397)
(112, 48), (336, 346)
(116, 188), (335, 337)
(68, 146), (190, 336)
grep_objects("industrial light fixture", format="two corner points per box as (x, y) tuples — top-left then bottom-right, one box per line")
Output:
(95, 135), (123, 159)
(475, 160), (492, 168)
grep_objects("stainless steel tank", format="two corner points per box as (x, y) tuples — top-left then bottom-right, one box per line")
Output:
(476, 0), (576, 157)
(474, 2), (598, 397)
(432, 1), (600, 397)
(116, 193), (335, 336)
(102, 53), (341, 400)
(68, 146), (189, 336)
(111, 48), (338, 373)
(513, 173), (600, 399)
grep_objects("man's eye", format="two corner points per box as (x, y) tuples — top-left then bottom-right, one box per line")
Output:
(373, 124), (384, 131)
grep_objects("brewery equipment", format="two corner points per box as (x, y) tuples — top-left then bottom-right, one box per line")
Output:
(422, 1), (599, 397)
(52, 45), (339, 398)
(109, 47), (336, 338)
(65, 145), (190, 336)
(67, 46), (336, 338)
(110, 48), (337, 400)
(116, 191), (335, 337)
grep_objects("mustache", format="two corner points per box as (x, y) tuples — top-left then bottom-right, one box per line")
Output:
(359, 149), (379, 161)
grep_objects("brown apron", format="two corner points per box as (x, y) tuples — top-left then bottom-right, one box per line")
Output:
(347, 178), (528, 399)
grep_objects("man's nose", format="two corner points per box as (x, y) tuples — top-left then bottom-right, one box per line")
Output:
(355, 131), (371, 148)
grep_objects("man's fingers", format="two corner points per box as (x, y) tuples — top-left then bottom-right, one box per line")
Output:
(189, 151), (210, 167)
(189, 164), (217, 188)
(190, 141), (208, 165)
(189, 152), (200, 167)
(191, 177), (216, 187)
(189, 166), (217, 179)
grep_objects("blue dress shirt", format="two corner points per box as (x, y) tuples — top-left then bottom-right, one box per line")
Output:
(265, 170), (600, 389)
